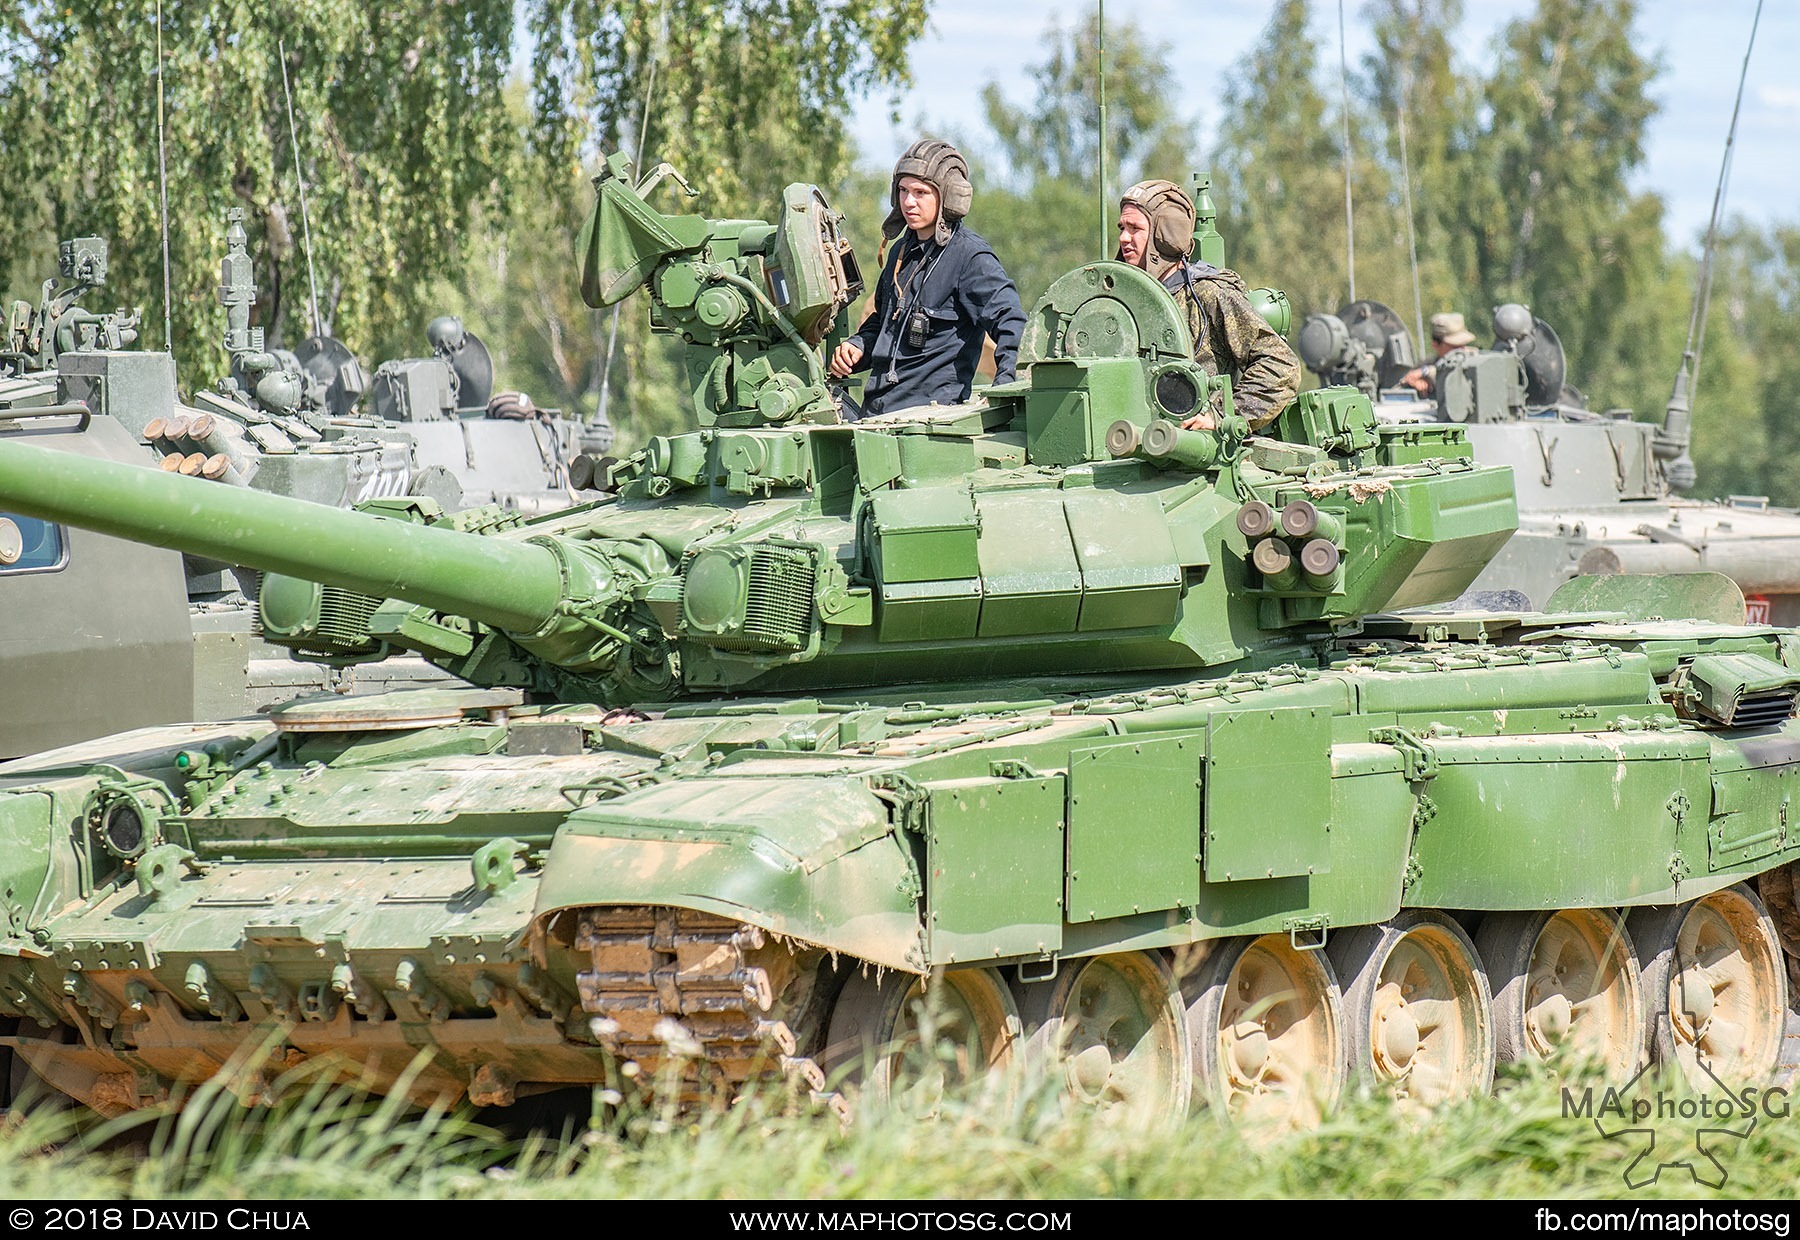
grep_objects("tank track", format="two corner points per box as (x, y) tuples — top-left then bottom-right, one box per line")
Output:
(574, 907), (847, 1117)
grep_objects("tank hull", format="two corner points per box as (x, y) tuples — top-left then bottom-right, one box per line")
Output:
(6, 619), (1798, 1114)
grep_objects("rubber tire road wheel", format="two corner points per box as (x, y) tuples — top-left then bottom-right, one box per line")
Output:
(1754, 863), (1800, 997)
(1630, 883), (1787, 1087)
(1331, 910), (1495, 1105)
(1187, 933), (1346, 1130)
(823, 967), (1018, 1112)
(1477, 907), (1643, 1077)
(1017, 951), (1192, 1123)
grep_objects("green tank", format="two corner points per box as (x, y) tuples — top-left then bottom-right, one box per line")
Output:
(3, 158), (1799, 1126)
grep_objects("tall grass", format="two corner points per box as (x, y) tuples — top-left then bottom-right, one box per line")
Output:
(4, 1054), (1795, 1200)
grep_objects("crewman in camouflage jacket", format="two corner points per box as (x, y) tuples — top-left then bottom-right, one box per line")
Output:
(1114, 179), (1300, 432)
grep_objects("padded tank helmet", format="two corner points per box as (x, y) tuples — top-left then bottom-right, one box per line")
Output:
(883, 139), (973, 246)
(1117, 179), (1197, 280)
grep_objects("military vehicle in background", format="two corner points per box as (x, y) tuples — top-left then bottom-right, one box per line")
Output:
(1296, 299), (1800, 624)
(366, 313), (611, 514)
(2, 235), (141, 378)
(0, 221), (609, 759)
(2, 155), (1798, 1129)
(2, 238), (206, 756)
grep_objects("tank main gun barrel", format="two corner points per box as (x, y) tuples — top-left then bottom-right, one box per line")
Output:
(0, 438), (565, 634)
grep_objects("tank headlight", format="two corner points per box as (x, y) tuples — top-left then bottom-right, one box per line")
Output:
(90, 787), (164, 860)
(1154, 370), (1201, 418)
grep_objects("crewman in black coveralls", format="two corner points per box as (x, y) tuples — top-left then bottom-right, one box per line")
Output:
(828, 139), (1026, 419)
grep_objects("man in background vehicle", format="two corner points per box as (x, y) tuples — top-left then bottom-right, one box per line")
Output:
(1400, 312), (1479, 396)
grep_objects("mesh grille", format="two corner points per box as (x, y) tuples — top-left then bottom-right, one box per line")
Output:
(715, 545), (814, 652)
(1727, 690), (1796, 729)
(313, 586), (382, 650)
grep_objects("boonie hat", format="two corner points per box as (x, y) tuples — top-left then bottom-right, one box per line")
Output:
(1430, 312), (1476, 348)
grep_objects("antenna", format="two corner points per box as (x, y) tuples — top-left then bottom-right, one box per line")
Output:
(1395, 67), (1424, 352)
(1336, 0), (1356, 303)
(1656, 0), (1762, 492)
(1097, 0), (1108, 259)
(1687, 0), (1762, 399)
(155, 0), (173, 352)
(279, 39), (323, 339)
(596, 0), (666, 430)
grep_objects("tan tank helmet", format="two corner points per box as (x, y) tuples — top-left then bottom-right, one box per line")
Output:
(883, 138), (974, 247)
(1118, 179), (1197, 280)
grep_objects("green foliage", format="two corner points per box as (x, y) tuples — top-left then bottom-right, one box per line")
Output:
(0, 1), (518, 374)
(8, 1057), (1800, 1199)
(1470, 0), (1664, 379)
(964, 8), (1193, 312)
(1687, 220), (1800, 503)
(1213, 0), (1355, 317)
(978, 7), (1185, 190)
(1358, 0), (1480, 335)
(525, 0), (925, 217)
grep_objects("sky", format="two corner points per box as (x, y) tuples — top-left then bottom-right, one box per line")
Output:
(848, 0), (1794, 252)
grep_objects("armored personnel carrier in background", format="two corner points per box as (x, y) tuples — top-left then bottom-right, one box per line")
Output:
(3, 156), (1798, 1128)
(1297, 299), (1800, 624)
(0, 223), (605, 758)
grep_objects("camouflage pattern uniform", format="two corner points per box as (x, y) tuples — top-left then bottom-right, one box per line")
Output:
(1116, 180), (1300, 431)
(1161, 261), (1302, 431)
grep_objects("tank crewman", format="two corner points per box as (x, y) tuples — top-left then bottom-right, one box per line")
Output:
(828, 139), (1026, 419)
(1114, 179), (1301, 433)
(1400, 312), (1479, 396)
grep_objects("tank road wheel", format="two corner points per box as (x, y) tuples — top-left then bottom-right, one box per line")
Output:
(1188, 935), (1346, 1128)
(1331, 911), (1495, 1106)
(1018, 951), (1191, 1122)
(1477, 907), (1643, 1077)
(1754, 862), (1800, 995)
(1630, 884), (1787, 1086)
(824, 967), (1019, 1112)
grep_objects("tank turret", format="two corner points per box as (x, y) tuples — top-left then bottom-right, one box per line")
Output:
(0, 165), (1518, 705)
